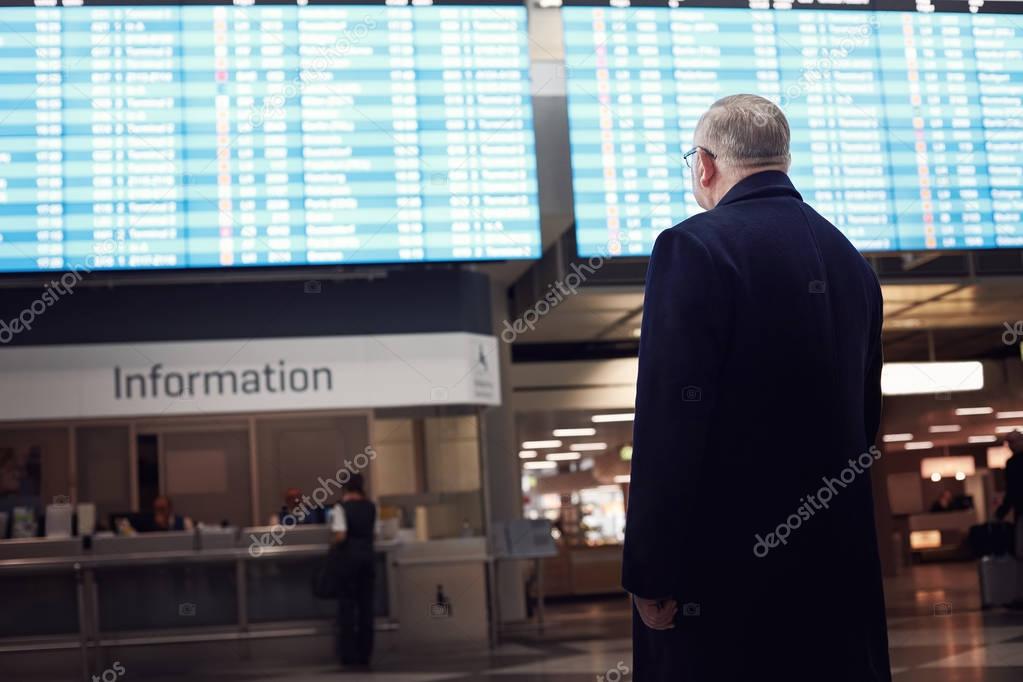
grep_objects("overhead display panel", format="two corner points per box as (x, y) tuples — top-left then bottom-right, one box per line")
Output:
(562, 0), (1023, 257)
(0, 0), (540, 273)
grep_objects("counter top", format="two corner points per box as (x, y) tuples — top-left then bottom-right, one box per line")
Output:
(0, 533), (403, 573)
(0, 534), (501, 573)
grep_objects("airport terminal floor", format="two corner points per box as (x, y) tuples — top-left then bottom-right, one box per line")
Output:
(7, 563), (1020, 681)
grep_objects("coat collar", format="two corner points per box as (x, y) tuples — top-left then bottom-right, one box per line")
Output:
(716, 170), (802, 207)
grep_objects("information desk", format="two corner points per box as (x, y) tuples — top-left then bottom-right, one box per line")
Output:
(0, 528), (407, 678)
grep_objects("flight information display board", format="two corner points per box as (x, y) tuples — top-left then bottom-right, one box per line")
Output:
(0, 0), (540, 273)
(563, 0), (1023, 257)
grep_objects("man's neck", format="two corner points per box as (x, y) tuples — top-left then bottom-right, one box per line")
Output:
(711, 165), (788, 206)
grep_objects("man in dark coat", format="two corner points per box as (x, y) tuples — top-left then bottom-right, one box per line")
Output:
(623, 94), (890, 681)
(995, 430), (1023, 573)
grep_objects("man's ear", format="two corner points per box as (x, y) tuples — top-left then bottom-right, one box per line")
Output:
(699, 152), (716, 188)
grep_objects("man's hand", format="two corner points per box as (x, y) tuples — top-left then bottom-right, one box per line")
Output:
(633, 595), (677, 630)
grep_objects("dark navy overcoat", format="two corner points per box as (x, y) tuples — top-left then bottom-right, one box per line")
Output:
(623, 171), (891, 682)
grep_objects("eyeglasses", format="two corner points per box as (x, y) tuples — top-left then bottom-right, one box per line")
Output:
(683, 146), (716, 169)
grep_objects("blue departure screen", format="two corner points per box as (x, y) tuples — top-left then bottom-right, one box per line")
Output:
(0, 0), (540, 273)
(563, 0), (1023, 257)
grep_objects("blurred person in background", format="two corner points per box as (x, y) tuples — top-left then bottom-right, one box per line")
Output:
(145, 495), (192, 532)
(996, 430), (1023, 558)
(623, 94), (889, 681)
(931, 489), (955, 513)
(0, 447), (41, 538)
(330, 473), (376, 668)
(270, 486), (326, 526)
(995, 430), (1023, 607)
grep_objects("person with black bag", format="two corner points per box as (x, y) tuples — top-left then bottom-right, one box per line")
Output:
(994, 430), (1023, 606)
(995, 431), (1023, 544)
(329, 473), (377, 668)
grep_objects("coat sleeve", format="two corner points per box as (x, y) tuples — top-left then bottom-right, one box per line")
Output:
(622, 227), (726, 600)
(863, 276), (884, 449)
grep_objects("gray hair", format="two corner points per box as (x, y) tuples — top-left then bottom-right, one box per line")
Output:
(694, 94), (791, 169)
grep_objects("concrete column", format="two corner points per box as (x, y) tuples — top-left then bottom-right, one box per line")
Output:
(482, 279), (527, 623)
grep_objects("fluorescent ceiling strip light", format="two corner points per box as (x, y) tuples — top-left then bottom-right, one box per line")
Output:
(591, 413), (635, 423)
(928, 425), (961, 433)
(522, 440), (562, 449)
(553, 428), (596, 437)
(956, 407), (994, 416)
(570, 442), (607, 452)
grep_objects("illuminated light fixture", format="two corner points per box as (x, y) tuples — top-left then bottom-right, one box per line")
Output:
(910, 530), (942, 550)
(928, 425), (961, 433)
(921, 456), (976, 481)
(996, 410), (1023, 419)
(996, 425), (1023, 434)
(553, 428), (596, 437)
(614, 474), (631, 484)
(524, 461), (557, 470)
(619, 445), (633, 461)
(632, 327), (642, 338)
(955, 471), (967, 481)
(880, 362), (983, 396)
(547, 452), (581, 462)
(968, 435), (997, 444)
(592, 413), (635, 423)
(883, 433), (914, 443)
(905, 441), (934, 450)
(518, 450), (538, 459)
(570, 442), (607, 452)
(955, 406), (994, 416)
(988, 445), (1013, 469)
(522, 440), (562, 449)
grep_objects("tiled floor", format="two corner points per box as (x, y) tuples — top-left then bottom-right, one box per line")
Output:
(882, 562), (1023, 679)
(6, 562), (1022, 680)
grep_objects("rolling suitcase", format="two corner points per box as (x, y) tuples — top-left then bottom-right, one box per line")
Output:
(979, 555), (1018, 608)
(968, 521), (1015, 557)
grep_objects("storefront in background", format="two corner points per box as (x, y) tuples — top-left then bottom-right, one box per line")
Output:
(514, 402), (634, 598)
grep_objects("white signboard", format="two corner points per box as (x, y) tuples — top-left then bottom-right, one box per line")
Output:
(0, 333), (500, 422)
(880, 361), (984, 396)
